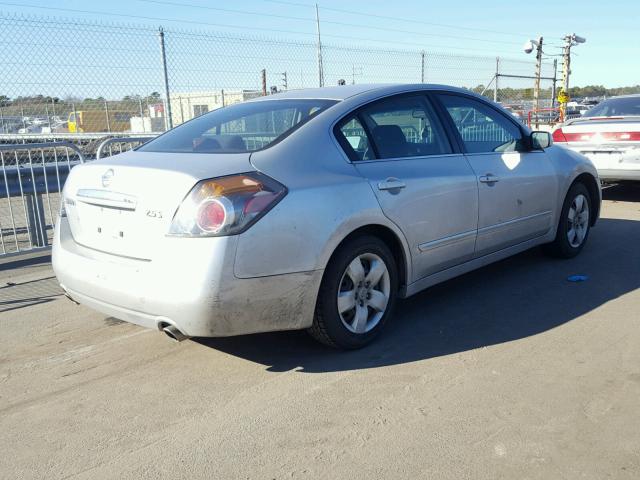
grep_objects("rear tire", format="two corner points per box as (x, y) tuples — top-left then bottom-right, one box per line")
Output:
(543, 182), (592, 258)
(308, 235), (398, 349)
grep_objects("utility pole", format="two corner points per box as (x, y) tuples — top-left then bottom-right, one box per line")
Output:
(551, 58), (558, 109)
(559, 33), (586, 121)
(315, 4), (324, 87)
(281, 71), (288, 91)
(533, 36), (543, 129)
(560, 38), (572, 121)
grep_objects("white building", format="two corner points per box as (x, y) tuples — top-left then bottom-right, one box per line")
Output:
(169, 90), (262, 126)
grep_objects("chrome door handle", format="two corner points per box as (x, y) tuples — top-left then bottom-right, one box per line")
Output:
(479, 174), (500, 184)
(378, 178), (406, 191)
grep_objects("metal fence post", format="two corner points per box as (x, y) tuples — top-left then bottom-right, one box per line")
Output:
(104, 98), (111, 133)
(420, 51), (425, 83)
(25, 193), (48, 247)
(0, 105), (5, 133)
(138, 97), (145, 132)
(494, 57), (500, 103)
(72, 103), (79, 134)
(158, 27), (173, 131)
(315, 3), (324, 87)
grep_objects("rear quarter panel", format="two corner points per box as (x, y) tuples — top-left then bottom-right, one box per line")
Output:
(234, 114), (412, 281)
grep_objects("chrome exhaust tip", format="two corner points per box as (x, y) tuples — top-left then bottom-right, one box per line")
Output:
(162, 325), (189, 343)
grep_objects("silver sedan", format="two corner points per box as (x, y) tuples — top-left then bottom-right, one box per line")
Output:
(53, 84), (601, 349)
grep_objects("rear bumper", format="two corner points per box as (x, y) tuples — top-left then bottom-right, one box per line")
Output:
(52, 218), (322, 337)
(566, 145), (640, 181)
(597, 169), (640, 181)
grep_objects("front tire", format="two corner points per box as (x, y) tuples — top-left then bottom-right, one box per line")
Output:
(544, 182), (592, 258)
(309, 235), (398, 349)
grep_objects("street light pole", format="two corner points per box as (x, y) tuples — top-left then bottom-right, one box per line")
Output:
(560, 33), (586, 121)
(533, 36), (543, 129)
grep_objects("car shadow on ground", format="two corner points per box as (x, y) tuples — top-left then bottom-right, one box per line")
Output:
(602, 182), (640, 202)
(196, 192), (640, 373)
(0, 255), (63, 313)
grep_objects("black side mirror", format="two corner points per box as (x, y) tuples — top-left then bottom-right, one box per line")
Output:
(530, 131), (552, 150)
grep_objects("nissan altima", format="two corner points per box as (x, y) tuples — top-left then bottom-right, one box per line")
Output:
(53, 84), (601, 349)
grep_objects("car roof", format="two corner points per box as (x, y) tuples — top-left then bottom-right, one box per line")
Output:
(248, 83), (476, 102)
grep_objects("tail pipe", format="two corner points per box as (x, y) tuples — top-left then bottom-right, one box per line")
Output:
(162, 325), (189, 343)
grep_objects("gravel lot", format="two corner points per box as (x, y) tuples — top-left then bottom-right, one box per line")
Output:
(1, 184), (639, 480)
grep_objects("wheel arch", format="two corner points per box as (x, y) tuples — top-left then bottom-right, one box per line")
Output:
(571, 172), (601, 226)
(323, 223), (411, 296)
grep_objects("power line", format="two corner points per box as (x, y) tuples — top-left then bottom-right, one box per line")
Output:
(260, 0), (527, 38)
(134, 0), (521, 46)
(0, 2), (524, 55)
(135, 0), (312, 23)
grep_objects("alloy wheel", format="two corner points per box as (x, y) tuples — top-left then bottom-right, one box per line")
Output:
(337, 253), (391, 334)
(567, 193), (590, 248)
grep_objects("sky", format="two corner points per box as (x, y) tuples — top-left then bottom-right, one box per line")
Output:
(0, 0), (638, 89)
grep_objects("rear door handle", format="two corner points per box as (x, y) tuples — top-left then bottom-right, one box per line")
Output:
(479, 174), (500, 184)
(378, 178), (406, 191)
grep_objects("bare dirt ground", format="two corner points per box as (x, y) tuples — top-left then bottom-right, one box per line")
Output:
(1, 184), (639, 479)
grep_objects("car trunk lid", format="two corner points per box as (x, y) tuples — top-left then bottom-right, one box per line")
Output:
(63, 150), (253, 260)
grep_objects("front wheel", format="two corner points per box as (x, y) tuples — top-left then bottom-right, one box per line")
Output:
(544, 182), (592, 258)
(309, 235), (398, 349)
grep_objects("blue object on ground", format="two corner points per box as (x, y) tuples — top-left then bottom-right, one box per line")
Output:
(567, 275), (589, 282)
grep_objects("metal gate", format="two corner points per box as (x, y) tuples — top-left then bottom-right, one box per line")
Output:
(0, 142), (84, 257)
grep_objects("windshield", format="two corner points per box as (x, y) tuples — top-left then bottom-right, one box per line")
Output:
(583, 97), (640, 118)
(139, 99), (338, 153)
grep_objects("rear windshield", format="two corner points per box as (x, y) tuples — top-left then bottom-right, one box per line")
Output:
(583, 97), (640, 118)
(138, 99), (337, 153)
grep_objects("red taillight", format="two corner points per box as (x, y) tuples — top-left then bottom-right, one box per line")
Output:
(243, 192), (280, 215)
(601, 132), (640, 141)
(197, 199), (227, 233)
(169, 172), (287, 237)
(554, 130), (640, 143)
(552, 128), (568, 142)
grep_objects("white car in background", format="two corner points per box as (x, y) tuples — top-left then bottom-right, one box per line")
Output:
(553, 95), (640, 181)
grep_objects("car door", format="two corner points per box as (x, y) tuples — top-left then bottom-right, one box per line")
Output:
(335, 93), (479, 282)
(435, 93), (559, 257)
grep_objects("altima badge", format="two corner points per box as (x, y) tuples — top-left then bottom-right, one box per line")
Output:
(101, 169), (114, 188)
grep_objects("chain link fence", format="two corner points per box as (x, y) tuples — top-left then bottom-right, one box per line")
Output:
(0, 12), (558, 257)
(0, 12), (557, 139)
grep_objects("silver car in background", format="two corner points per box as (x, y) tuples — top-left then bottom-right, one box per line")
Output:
(53, 84), (601, 349)
(552, 94), (640, 181)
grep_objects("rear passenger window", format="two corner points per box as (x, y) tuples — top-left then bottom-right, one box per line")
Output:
(361, 95), (451, 159)
(437, 94), (524, 153)
(337, 117), (374, 161)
